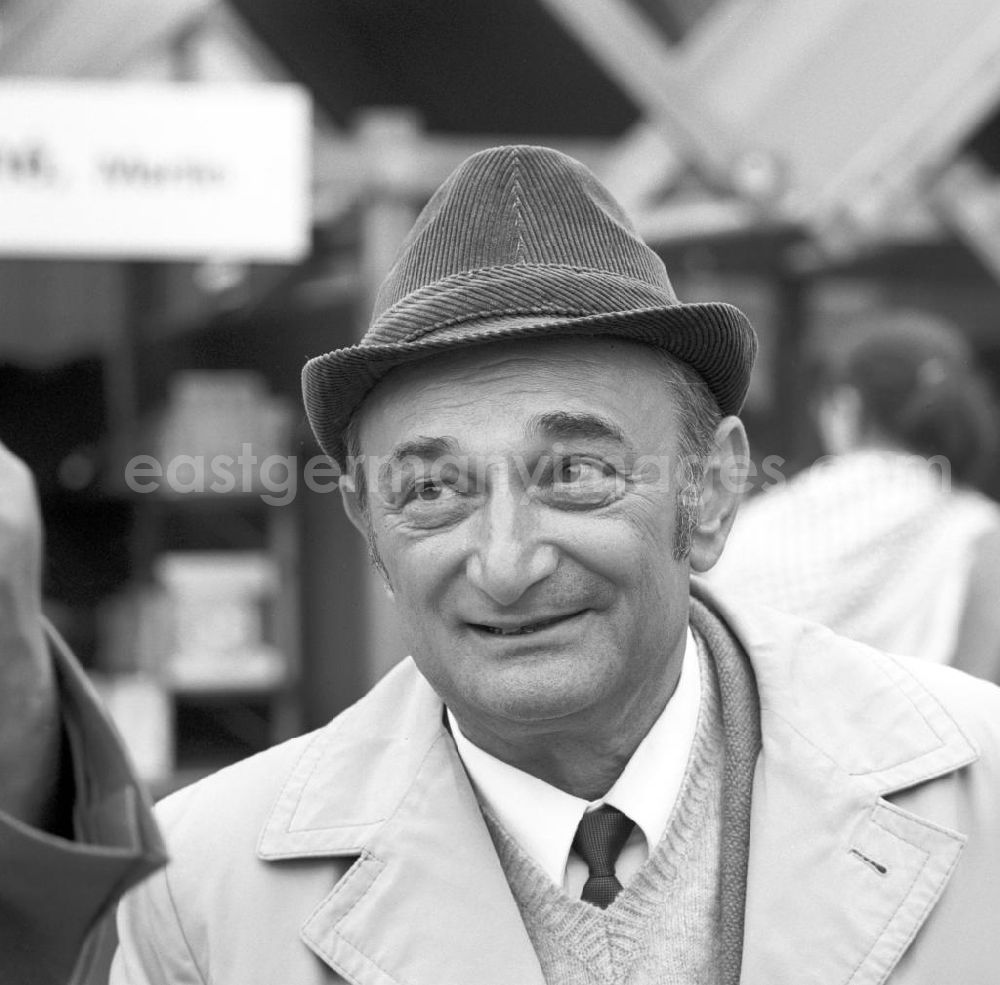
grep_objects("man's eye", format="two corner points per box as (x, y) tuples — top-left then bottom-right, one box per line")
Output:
(413, 479), (452, 502)
(398, 472), (471, 528)
(555, 459), (607, 485)
(402, 469), (469, 510)
(542, 456), (623, 508)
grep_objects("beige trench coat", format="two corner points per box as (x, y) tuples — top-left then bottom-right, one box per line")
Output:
(112, 585), (1000, 984)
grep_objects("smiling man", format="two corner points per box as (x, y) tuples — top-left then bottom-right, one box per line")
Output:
(113, 146), (1000, 984)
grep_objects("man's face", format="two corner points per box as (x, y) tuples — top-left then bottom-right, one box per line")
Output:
(350, 338), (696, 747)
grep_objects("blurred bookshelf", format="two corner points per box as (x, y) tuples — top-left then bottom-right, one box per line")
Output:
(93, 370), (302, 798)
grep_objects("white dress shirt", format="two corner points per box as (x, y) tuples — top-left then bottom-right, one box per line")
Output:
(448, 628), (701, 895)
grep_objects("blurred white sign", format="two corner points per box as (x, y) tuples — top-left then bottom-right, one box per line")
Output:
(0, 81), (311, 261)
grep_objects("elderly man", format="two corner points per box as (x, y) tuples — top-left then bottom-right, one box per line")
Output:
(106, 146), (1000, 984)
(8, 145), (998, 983)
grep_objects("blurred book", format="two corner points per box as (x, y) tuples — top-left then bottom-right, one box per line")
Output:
(155, 370), (293, 496)
(89, 673), (174, 785)
(155, 550), (286, 690)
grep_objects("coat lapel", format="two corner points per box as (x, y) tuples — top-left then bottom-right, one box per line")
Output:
(739, 711), (969, 985)
(257, 659), (545, 985)
(708, 591), (977, 985)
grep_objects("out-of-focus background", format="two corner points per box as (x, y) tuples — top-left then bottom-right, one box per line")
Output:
(4, 0), (1000, 794)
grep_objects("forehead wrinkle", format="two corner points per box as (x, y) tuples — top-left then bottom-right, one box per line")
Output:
(527, 410), (632, 452)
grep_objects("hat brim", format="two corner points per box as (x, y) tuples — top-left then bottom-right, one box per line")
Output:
(303, 300), (755, 465)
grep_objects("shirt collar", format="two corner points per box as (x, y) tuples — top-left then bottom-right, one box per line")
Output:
(448, 627), (702, 887)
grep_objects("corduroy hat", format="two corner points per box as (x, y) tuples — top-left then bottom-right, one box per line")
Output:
(303, 145), (757, 464)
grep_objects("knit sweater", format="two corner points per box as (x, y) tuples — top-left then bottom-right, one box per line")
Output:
(483, 633), (725, 985)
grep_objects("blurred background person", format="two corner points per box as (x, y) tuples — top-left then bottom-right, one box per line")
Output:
(0, 439), (162, 985)
(709, 309), (1000, 682)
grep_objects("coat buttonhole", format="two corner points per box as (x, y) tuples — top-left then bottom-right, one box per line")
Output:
(850, 848), (888, 875)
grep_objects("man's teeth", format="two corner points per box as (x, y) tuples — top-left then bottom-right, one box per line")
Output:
(482, 616), (562, 636)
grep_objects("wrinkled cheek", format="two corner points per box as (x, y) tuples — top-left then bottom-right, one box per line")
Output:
(569, 536), (647, 591)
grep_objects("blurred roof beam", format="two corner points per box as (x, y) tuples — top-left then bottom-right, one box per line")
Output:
(538, 0), (743, 192)
(564, 0), (1000, 261)
(598, 123), (686, 217)
(667, 0), (1000, 252)
(0, 0), (218, 77)
(629, 0), (718, 41)
(935, 155), (1000, 282)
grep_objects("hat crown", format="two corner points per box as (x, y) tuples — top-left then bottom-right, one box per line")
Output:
(371, 145), (677, 330)
(302, 143), (756, 465)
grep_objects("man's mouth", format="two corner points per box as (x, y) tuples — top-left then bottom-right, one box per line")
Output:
(470, 612), (584, 636)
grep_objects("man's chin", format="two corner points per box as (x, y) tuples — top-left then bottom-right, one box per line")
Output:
(464, 675), (610, 732)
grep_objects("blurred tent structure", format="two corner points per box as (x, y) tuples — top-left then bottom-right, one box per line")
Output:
(546, 0), (1000, 264)
(4, 0), (1000, 729)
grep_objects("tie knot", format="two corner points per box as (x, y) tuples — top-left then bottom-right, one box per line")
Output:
(572, 805), (636, 878)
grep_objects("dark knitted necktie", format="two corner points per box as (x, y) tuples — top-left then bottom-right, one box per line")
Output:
(572, 805), (636, 908)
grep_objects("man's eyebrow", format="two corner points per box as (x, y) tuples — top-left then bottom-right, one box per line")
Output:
(527, 411), (631, 449)
(378, 436), (459, 484)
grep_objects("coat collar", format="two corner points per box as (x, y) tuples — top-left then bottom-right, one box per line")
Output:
(258, 585), (978, 985)
(698, 583), (977, 985)
(696, 582), (979, 796)
(258, 660), (545, 985)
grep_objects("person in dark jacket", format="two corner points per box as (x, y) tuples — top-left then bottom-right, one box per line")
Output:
(0, 439), (163, 985)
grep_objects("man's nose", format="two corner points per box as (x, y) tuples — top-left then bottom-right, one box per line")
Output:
(465, 484), (558, 606)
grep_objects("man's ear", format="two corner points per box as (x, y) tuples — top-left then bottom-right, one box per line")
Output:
(689, 416), (750, 574)
(339, 476), (369, 537)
